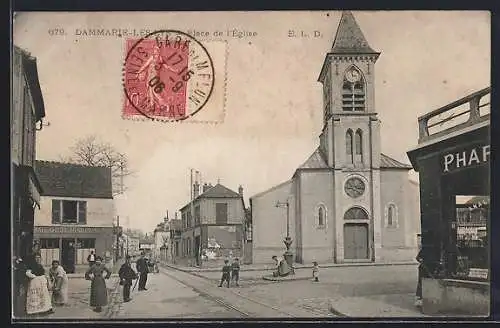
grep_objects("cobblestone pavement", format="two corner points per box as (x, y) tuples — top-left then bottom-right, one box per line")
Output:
(193, 263), (422, 317)
(45, 276), (120, 319)
(111, 271), (245, 318)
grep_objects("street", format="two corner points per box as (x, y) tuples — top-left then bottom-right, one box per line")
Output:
(39, 263), (423, 319)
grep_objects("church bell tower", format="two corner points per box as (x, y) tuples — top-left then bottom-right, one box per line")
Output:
(318, 11), (383, 263)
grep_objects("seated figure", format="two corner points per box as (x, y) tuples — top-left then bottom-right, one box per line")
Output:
(272, 255), (291, 277)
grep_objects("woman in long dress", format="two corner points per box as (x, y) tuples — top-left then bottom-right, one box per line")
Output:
(25, 253), (54, 316)
(49, 260), (69, 306)
(85, 256), (111, 312)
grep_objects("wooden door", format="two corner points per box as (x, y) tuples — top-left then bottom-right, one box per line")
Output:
(344, 223), (369, 260)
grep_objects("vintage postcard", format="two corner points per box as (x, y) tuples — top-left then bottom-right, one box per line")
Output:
(12, 11), (490, 320)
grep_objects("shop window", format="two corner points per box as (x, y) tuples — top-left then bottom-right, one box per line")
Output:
(346, 129), (354, 164)
(76, 238), (96, 265)
(39, 238), (59, 266)
(52, 200), (87, 224)
(452, 195), (489, 281)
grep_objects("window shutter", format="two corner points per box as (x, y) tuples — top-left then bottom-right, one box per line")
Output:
(78, 201), (87, 224)
(52, 200), (61, 223)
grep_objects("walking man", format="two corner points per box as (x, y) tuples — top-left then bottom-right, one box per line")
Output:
(135, 252), (149, 291)
(87, 250), (96, 267)
(119, 255), (138, 302)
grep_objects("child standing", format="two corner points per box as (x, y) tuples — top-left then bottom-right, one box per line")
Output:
(231, 258), (240, 287)
(312, 261), (319, 282)
(218, 259), (231, 288)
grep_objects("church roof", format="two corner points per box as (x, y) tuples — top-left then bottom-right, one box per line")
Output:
(380, 153), (413, 169)
(331, 11), (377, 54)
(298, 148), (329, 169)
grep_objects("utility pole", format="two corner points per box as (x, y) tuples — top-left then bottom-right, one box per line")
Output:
(116, 215), (120, 262)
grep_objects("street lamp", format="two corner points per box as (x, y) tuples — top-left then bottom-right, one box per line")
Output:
(276, 200), (294, 273)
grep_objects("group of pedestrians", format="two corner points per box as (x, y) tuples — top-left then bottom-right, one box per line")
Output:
(14, 251), (70, 317)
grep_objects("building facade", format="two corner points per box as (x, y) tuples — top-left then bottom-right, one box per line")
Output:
(12, 46), (46, 261)
(250, 11), (421, 265)
(407, 87), (490, 315)
(179, 183), (246, 267)
(153, 217), (170, 261)
(33, 160), (115, 273)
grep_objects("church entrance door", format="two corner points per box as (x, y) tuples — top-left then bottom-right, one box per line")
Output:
(343, 223), (369, 260)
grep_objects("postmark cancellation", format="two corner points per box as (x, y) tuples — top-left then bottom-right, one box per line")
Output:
(122, 30), (227, 124)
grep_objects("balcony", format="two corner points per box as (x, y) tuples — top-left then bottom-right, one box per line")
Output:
(417, 87), (490, 145)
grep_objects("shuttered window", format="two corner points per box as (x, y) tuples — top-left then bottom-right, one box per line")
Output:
(216, 203), (228, 224)
(52, 200), (61, 224)
(78, 201), (87, 224)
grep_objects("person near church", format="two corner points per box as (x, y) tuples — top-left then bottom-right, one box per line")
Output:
(25, 253), (54, 316)
(14, 256), (28, 317)
(272, 255), (291, 277)
(415, 247), (424, 307)
(231, 258), (240, 287)
(135, 252), (149, 291)
(218, 259), (231, 287)
(85, 256), (111, 312)
(87, 250), (96, 267)
(49, 260), (69, 306)
(119, 255), (138, 302)
(312, 261), (319, 282)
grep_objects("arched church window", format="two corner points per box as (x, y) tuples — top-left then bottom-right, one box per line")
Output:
(344, 207), (369, 220)
(355, 129), (363, 163)
(346, 129), (354, 164)
(386, 204), (398, 228)
(318, 207), (324, 226)
(342, 67), (365, 112)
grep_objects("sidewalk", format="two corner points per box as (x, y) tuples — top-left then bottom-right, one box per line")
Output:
(163, 260), (418, 273)
(329, 293), (427, 318)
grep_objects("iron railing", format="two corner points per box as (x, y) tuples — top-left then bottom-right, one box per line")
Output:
(418, 87), (490, 143)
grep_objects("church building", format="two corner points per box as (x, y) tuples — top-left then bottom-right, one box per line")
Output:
(250, 11), (421, 264)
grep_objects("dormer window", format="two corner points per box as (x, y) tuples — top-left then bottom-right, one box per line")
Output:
(342, 67), (365, 112)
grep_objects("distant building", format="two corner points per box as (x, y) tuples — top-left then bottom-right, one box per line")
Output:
(179, 182), (246, 267)
(153, 216), (170, 261)
(250, 11), (421, 265)
(33, 160), (115, 273)
(12, 46), (46, 261)
(122, 234), (140, 257)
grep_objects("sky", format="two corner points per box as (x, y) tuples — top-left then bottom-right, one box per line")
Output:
(13, 11), (490, 233)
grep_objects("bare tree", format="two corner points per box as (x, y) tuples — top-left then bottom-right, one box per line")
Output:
(62, 135), (132, 196)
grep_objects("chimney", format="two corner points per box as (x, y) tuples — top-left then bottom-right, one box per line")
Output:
(193, 182), (200, 198)
(203, 182), (211, 193)
(238, 185), (244, 197)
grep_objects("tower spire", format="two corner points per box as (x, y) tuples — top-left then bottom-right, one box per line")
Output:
(331, 11), (376, 54)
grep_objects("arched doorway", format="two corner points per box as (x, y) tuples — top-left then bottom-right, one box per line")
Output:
(343, 207), (369, 260)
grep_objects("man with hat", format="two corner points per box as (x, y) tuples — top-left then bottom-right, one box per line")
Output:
(135, 252), (149, 291)
(119, 255), (138, 302)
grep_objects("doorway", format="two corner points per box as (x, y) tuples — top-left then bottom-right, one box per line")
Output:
(344, 223), (369, 260)
(61, 238), (76, 273)
(194, 236), (201, 266)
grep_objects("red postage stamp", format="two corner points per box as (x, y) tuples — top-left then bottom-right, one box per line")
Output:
(123, 30), (215, 121)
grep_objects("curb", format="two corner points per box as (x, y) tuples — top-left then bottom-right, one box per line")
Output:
(328, 301), (347, 317)
(262, 275), (312, 282)
(162, 261), (418, 273)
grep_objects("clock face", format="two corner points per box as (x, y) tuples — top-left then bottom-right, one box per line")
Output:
(344, 177), (365, 198)
(345, 68), (361, 83)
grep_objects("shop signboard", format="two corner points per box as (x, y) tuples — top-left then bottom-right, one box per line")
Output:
(442, 144), (490, 174)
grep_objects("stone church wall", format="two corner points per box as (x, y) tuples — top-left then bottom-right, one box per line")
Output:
(251, 180), (296, 264)
(298, 170), (335, 263)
